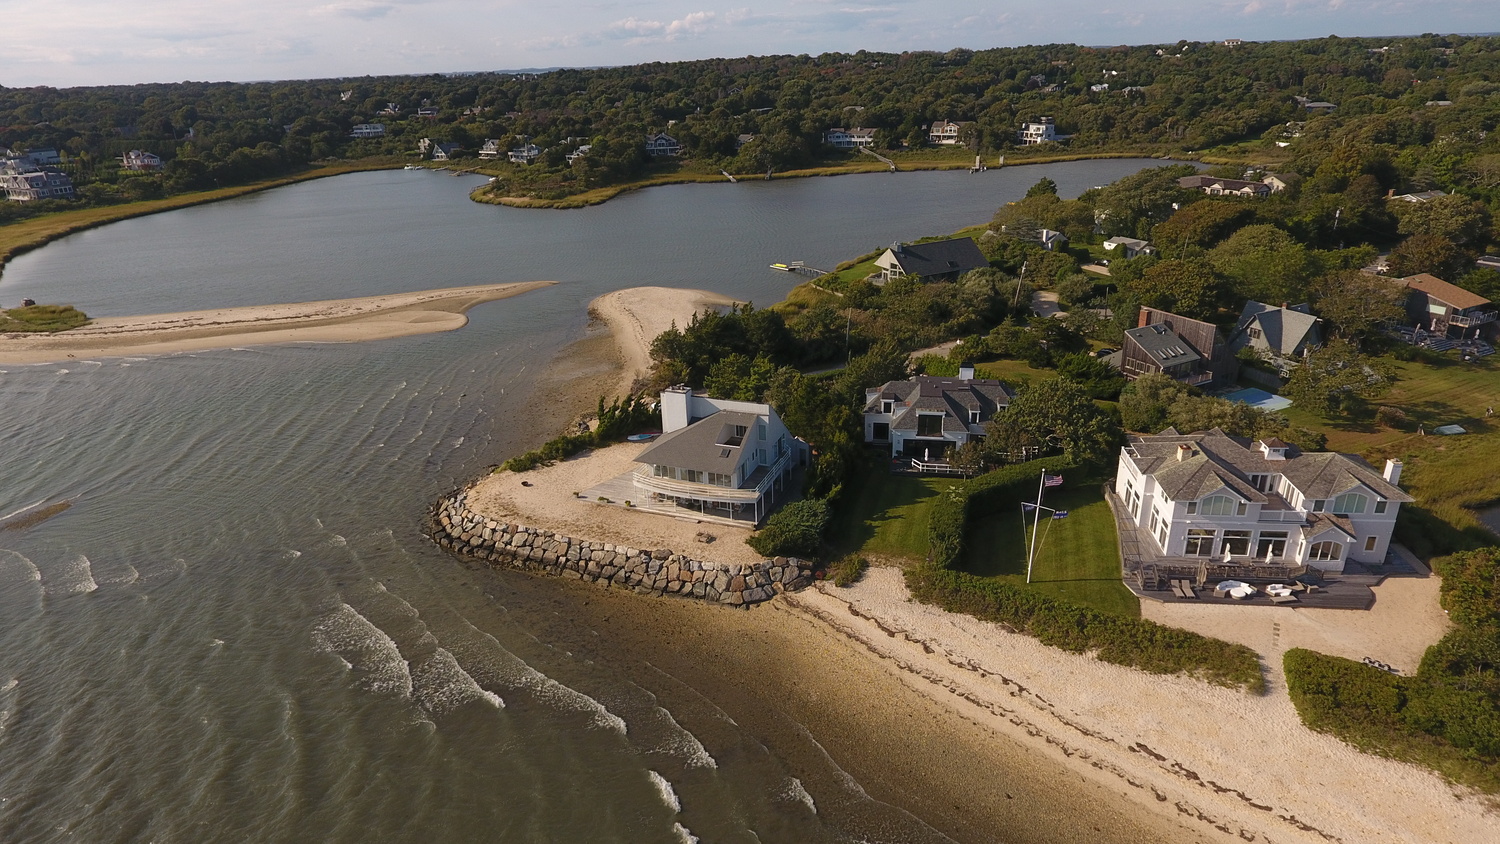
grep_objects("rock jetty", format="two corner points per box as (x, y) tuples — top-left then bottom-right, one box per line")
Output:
(430, 492), (814, 607)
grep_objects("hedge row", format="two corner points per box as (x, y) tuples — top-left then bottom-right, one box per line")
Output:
(907, 565), (1265, 691)
(916, 457), (1264, 693)
(1283, 546), (1500, 793)
(927, 458), (1076, 570)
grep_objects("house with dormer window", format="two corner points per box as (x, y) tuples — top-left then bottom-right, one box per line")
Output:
(1114, 429), (1411, 573)
(863, 367), (1014, 464)
(630, 387), (808, 525)
(873, 237), (988, 285)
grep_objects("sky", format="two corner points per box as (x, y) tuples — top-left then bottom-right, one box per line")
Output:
(1, 0), (1494, 89)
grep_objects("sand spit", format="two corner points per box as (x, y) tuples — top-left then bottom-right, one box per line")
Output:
(589, 286), (738, 391)
(0, 281), (554, 365)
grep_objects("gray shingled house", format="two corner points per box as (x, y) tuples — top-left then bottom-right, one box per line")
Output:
(862, 367), (1014, 466)
(1229, 301), (1323, 375)
(872, 237), (988, 285)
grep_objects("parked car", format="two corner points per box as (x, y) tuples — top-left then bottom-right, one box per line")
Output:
(1094, 347), (1117, 358)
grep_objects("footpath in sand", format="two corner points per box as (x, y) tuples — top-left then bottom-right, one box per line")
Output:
(0, 281), (553, 365)
(782, 567), (1496, 844)
(588, 286), (738, 391)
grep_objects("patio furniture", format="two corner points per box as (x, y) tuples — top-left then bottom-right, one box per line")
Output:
(1270, 594), (1298, 604)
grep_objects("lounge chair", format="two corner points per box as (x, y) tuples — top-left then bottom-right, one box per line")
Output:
(1270, 594), (1298, 604)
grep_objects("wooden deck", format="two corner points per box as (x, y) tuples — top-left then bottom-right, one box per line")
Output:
(1124, 576), (1376, 610)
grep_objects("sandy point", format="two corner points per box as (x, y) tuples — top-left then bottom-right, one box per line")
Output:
(589, 286), (739, 391)
(0, 281), (555, 365)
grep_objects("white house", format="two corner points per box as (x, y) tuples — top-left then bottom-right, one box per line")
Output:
(824, 127), (875, 149)
(631, 387), (808, 525)
(477, 139), (503, 160)
(1018, 117), (1057, 145)
(1, 170), (75, 201)
(863, 368), (1013, 463)
(1115, 429), (1411, 573)
(119, 150), (162, 171)
(565, 145), (592, 165)
(507, 143), (541, 165)
(1102, 236), (1156, 259)
(927, 120), (970, 145)
(350, 123), (386, 139)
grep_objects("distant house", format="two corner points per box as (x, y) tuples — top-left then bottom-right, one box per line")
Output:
(477, 139), (503, 160)
(1178, 174), (1270, 197)
(645, 133), (681, 156)
(1102, 236), (1156, 260)
(1477, 256), (1500, 272)
(378, 103), (401, 116)
(507, 143), (541, 165)
(1261, 173), (1296, 193)
(873, 238), (988, 285)
(824, 127), (875, 149)
(22, 148), (60, 167)
(863, 368), (1014, 463)
(735, 133), (756, 150)
(1222, 38), (1244, 47)
(927, 120), (970, 145)
(1229, 302), (1323, 374)
(1425, 100), (1454, 107)
(1116, 307), (1234, 388)
(1390, 189), (1447, 203)
(430, 143), (460, 161)
(1, 170), (75, 202)
(630, 387), (807, 525)
(416, 107), (439, 119)
(565, 145), (592, 165)
(1398, 273), (1498, 339)
(1115, 429), (1410, 573)
(119, 150), (162, 171)
(1018, 117), (1057, 145)
(1038, 229), (1068, 251)
(1090, 83), (1110, 93)
(350, 123), (386, 138)
(1294, 96), (1337, 113)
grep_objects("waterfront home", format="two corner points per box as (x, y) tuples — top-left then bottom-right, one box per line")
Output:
(863, 367), (1013, 465)
(1229, 301), (1323, 375)
(872, 237), (988, 285)
(735, 134), (756, 150)
(1018, 117), (1057, 145)
(1178, 175), (1271, 198)
(1116, 307), (1234, 388)
(927, 120), (970, 145)
(416, 107), (439, 119)
(1038, 229), (1068, 251)
(430, 143), (461, 161)
(119, 150), (163, 171)
(1397, 273), (1497, 339)
(507, 144), (541, 165)
(1, 170), (76, 202)
(1102, 236), (1156, 259)
(565, 145), (592, 165)
(378, 103), (401, 116)
(1390, 189), (1448, 203)
(645, 133), (681, 156)
(21, 148), (60, 167)
(824, 128), (875, 149)
(630, 387), (807, 525)
(477, 139), (503, 160)
(350, 123), (386, 139)
(1260, 173), (1296, 193)
(1115, 429), (1410, 573)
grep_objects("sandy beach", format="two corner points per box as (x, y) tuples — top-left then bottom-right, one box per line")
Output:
(588, 286), (739, 391)
(0, 281), (553, 365)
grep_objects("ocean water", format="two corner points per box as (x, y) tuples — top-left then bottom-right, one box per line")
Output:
(0, 161), (1171, 843)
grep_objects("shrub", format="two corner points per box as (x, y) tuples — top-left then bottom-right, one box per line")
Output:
(747, 498), (831, 557)
(829, 554), (869, 587)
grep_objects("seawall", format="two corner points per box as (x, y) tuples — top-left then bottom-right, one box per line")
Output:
(430, 491), (814, 607)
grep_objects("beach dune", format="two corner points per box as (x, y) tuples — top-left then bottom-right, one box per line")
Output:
(589, 286), (739, 391)
(0, 281), (554, 365)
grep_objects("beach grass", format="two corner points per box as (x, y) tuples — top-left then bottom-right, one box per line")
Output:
(0, 159), (400, 276)
(961, 486), (1139, 617)
(0, 304), (90, 332)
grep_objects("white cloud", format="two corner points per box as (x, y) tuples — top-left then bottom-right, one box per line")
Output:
(313, 1), (398, 20)
(606, 11), (718, 42)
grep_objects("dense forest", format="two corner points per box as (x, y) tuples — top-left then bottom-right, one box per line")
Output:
(3, 33), (1500, 213)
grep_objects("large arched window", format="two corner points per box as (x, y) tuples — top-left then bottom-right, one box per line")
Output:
(1308, 541), (1343, 562)
(1188, 494), (1246, 517)
(1332, 492), (1368, 515)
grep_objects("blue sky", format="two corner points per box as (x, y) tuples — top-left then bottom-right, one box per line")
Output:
(2, 1), (1494, 88)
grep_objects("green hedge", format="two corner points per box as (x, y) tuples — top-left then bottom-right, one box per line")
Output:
(927, 458), (1075, 570)
(1283, 547), (1500, 792)
(907, 565), (1264, 692)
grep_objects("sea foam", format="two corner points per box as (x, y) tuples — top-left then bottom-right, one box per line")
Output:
(312, 603), (413, 699)
(648, 770), (681, 813)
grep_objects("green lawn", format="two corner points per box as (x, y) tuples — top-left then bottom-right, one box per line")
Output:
(826, 456), (956, 561)
(962, 485), (1140, 616)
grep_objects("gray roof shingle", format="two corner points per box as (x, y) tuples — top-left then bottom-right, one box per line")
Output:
(885, 238), (988, 279)
(635, 410), (761, 480)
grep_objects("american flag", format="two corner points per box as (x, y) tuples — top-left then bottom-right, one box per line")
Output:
(1044, 474), (1064, 487)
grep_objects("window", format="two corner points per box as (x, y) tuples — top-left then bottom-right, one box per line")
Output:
(681, 469), (702, 484)
(1374, 500), (1389, 514)
(1222, 530), (1252, 556)
(1185, 529), (1217, 556)
(916, 414), (943, 437)
(1332, 492), (1368, 515)
(1256, 532), (1288, 560)
(1185, 501), (1196, 515)
(872, 422), (890, 441)
(1129, 490), (1142, 518)
(1248, 327), (1262, 340)
(1308, 541), (1343, 562)
(1249, 474), (1272, 492)
(1149, 510), (1160, 535)
(758, 422), (767, 441)
(969, 410), (981, 424)
(707, 472), (732, 488)
(1311, 499), (1326, 512)
(1156, 522), (1169, 550)
(881, 400), (894, 414)
(1199, 495), (1237, 517)
(1364, 536), (1378, 552)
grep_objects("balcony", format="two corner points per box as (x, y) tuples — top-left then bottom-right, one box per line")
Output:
(1449, 311), (1497, 328)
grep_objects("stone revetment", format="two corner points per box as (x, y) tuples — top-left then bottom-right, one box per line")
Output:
(430, 492), (814, 606)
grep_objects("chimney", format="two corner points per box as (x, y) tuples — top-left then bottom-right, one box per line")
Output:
(1386, 188), (1395, 198)
(1138, 308), (1151, 328)
(1176, 443), (1193, 462)
(958, 364), (975, 381)
(660, 385), (692, 432)
(1383, 458), (1403, 487)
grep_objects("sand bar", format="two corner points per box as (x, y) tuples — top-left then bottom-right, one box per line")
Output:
(0, 281), (554, 365)
(589, 286), (739, 391)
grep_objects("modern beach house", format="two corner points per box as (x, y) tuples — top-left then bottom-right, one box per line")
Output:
(630, 387), (807, 525)
(1114, 429), (1411, 573)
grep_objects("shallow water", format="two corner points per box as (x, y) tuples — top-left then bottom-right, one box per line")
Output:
(0, 160), (1173, 843)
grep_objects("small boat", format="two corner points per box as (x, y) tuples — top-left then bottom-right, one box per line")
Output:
(769, 261), (804, 272)
(769, 263), (793, 271)
(626, 433), (659, 442)
(403, 164), (420, 170)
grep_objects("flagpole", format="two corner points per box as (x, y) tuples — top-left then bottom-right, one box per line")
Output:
(1027, 469), (1046, 584)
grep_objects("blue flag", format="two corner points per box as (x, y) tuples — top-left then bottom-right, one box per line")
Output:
(1022, 503), (1038, 512)
(1051, 510), (1069, 519)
